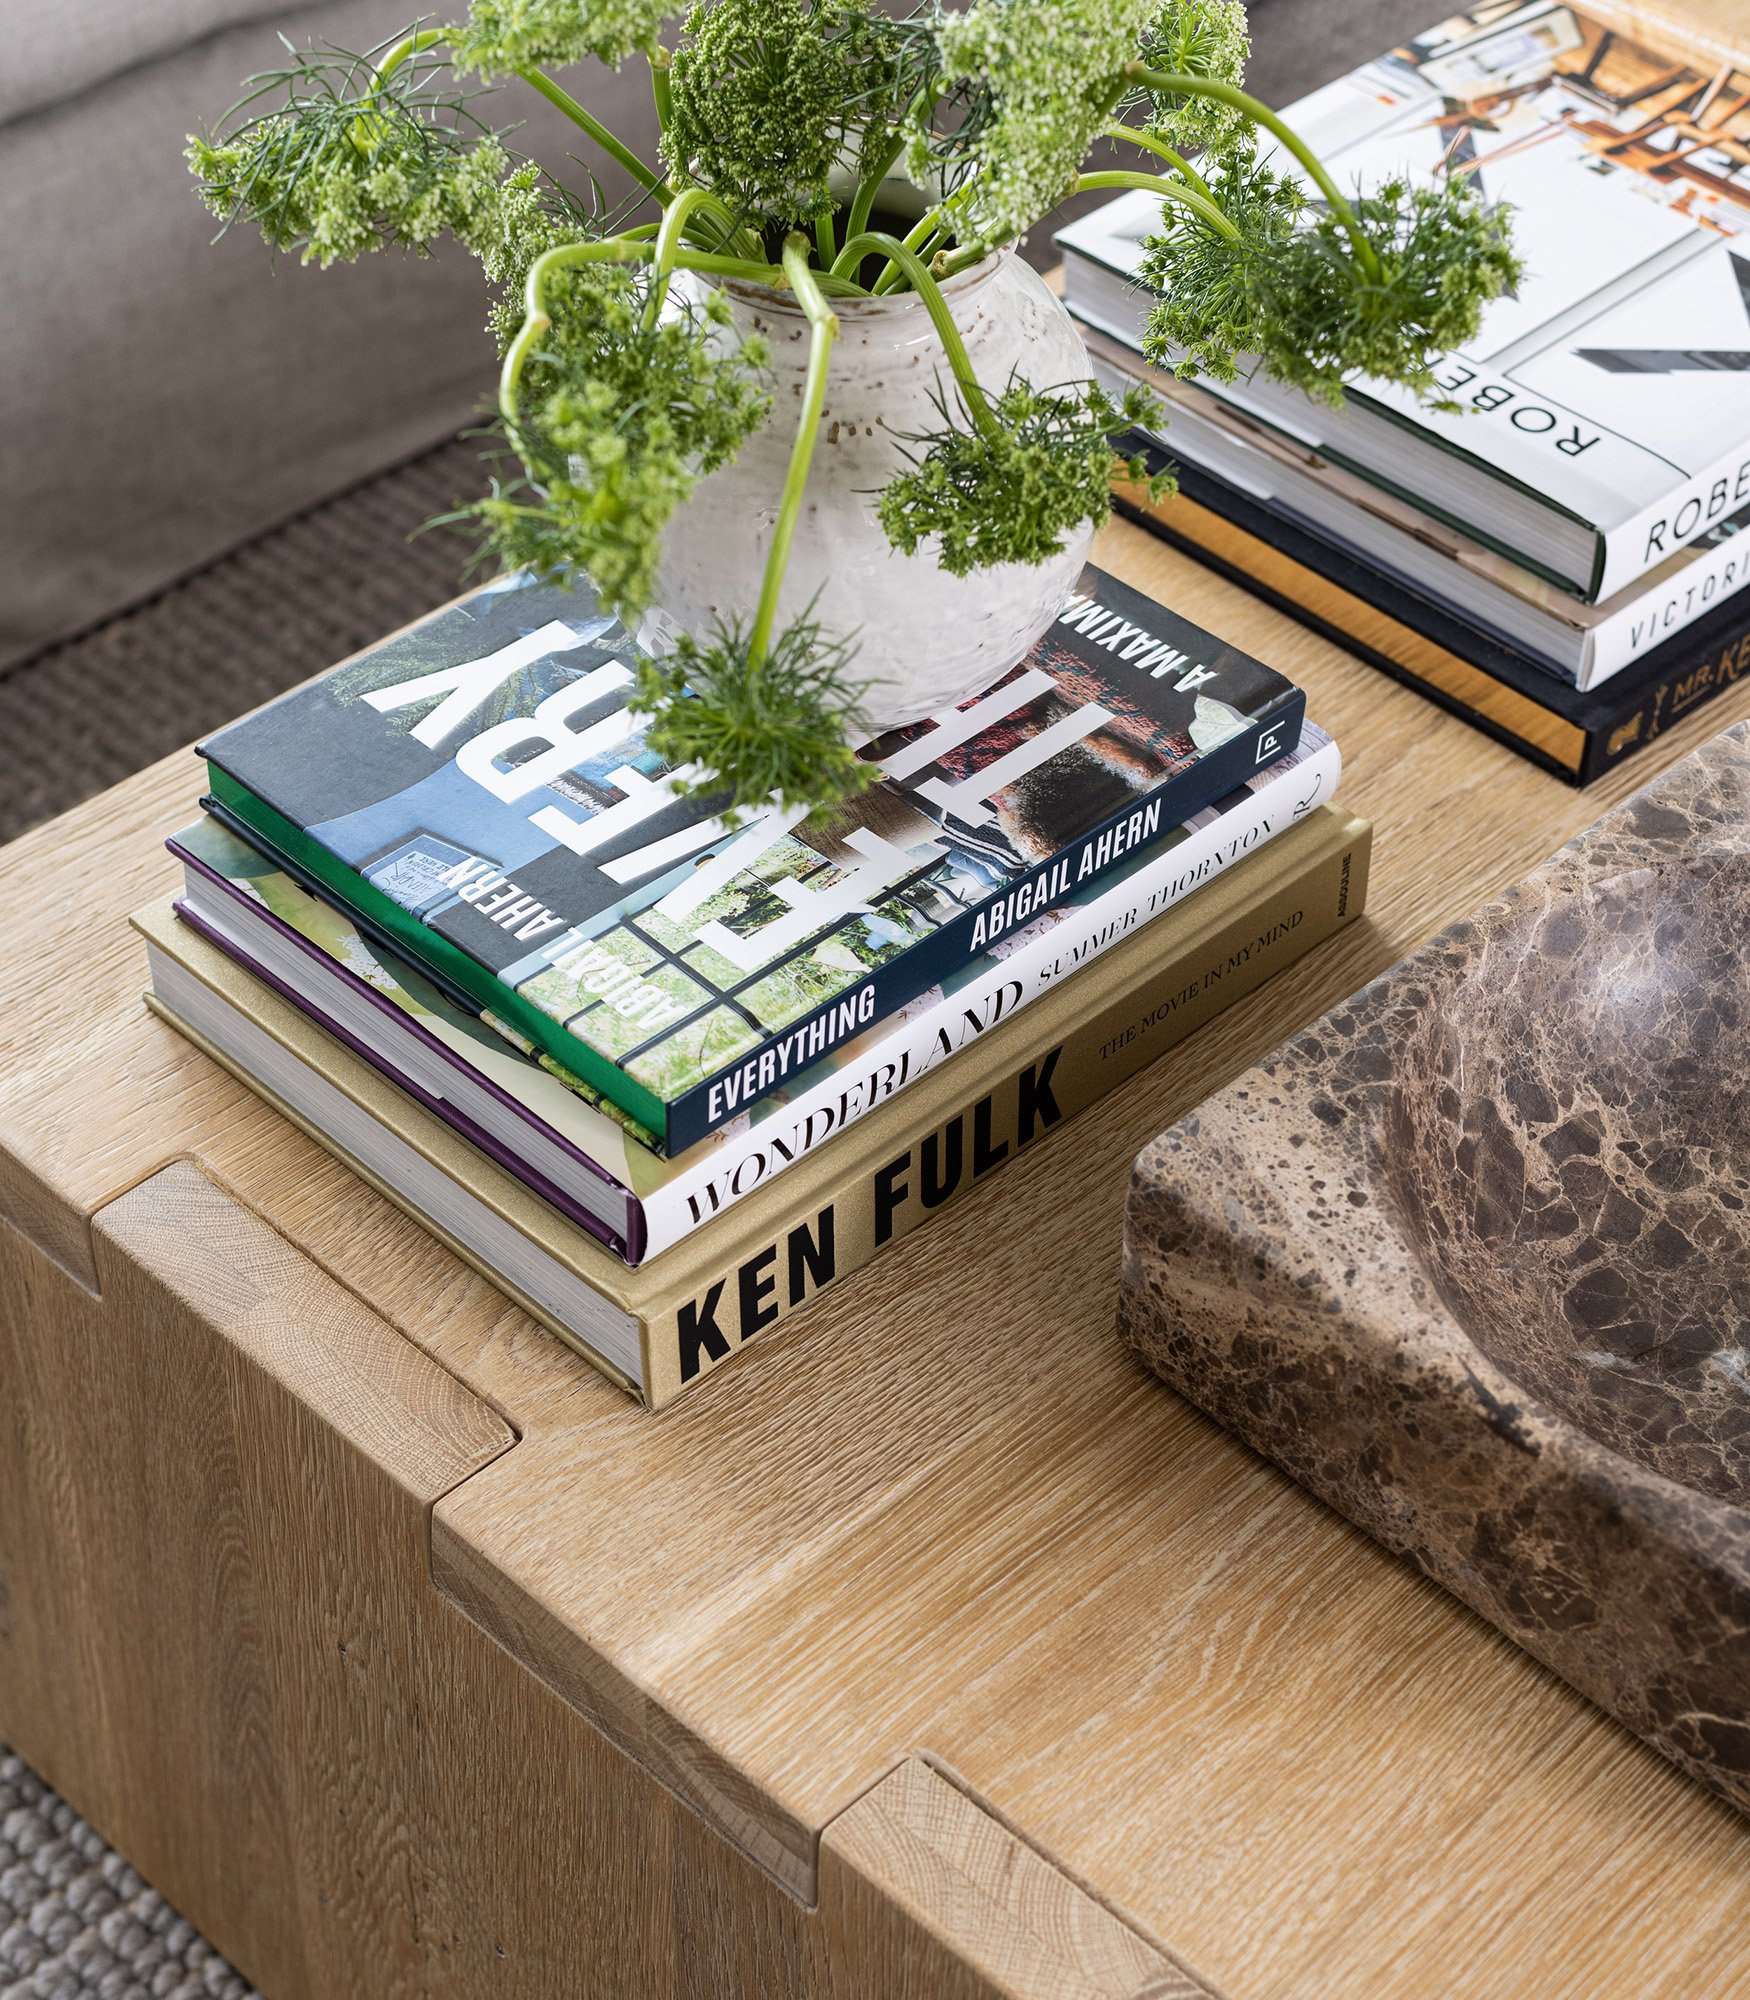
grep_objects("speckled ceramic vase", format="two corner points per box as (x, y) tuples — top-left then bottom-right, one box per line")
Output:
(642, 250), (1096, 730)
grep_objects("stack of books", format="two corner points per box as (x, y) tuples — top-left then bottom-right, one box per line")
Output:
(136, 565), (1370, 1405)
(1059, 0), (1750, 784)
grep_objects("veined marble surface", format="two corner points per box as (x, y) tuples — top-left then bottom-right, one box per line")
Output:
(1120, 720), (1750, 1815)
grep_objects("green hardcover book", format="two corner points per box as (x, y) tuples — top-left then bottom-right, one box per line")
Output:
(198, 566), (1304, 1153)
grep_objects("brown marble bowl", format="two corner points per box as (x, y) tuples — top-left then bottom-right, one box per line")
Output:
(1119, 721), (1750, 1814)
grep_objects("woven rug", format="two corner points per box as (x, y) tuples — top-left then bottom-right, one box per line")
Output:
(0, 436), (486, 849)
(0, 1751), (255, 2000)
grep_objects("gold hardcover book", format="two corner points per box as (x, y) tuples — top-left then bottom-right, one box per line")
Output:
(134, 806), (1370, 1407)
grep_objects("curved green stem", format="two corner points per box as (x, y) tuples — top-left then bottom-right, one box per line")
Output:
(845, 73), (946, 252)
(844, 133), (907, 249)
(677, 248), (782, 282)
(516, 65), (670, 204)
(829, 231), (995, 433)
(814, 209), (837, 267)
(933, 247), (981, 280)
(499, 226), (862, 484)
(873, 217), (946, 293)
(500, 234), (786, 414)
(647, 187), (720, 325)
(500, 235), (651, 426)
(682, 249), (864, 294)
(370, 27), (448, 90)
(1124, 64), (1381, 277)
(900, 203), (950, 255)
(1098, 121), (1210, 197)
(748, 236), (840, 668)
(869, 195), (959, 292)
(1071, 169), (1238, 240)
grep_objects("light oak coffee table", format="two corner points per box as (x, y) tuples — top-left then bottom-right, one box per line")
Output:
(3, 515), (1748, 1999)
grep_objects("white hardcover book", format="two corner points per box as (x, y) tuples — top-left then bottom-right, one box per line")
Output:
(1059, 2), (1750, 604)
(1080, 335), (1750, 690)
(176, 727), (1340, 1263)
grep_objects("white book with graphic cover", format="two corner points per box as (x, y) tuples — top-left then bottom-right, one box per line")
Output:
(1059, 1), (1750, 603)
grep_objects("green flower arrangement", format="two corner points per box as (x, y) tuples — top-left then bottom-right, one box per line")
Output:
(190, 0), (1519, 813)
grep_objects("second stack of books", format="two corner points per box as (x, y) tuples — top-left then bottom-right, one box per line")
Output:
(138, 564), (1369, 1405)
(1058, 0), (1750, 784)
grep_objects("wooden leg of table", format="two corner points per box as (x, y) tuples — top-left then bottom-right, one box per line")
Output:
(0, 1163), (1210, 1999)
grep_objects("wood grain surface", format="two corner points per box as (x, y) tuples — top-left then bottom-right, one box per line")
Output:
(1594, 0), (1750, 65)
(3, 510), (1750, 1997)
(820, 1759), (1219, 2000)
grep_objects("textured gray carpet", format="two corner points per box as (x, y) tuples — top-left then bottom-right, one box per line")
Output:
(0, 437), (486, 848)
(0, 1752), (256, 2000)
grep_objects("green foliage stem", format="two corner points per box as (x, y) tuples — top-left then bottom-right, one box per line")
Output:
(750, 234), (839, 663)
(627, 244), (870, 817)
(515, 64), (670, 203)
(843, 132), (906, 245)
(630, 613), (874, 814)
(830, 231), (996, 432)
(482, 243), (773, 617)
(1125, 63), (1381, 278)
(1072, 167), (1237, 240)
(370, 27), (451, 87)
(650, 44), (673, 129)
(843, 72), (946, 251)
(877, 374), (1172, 575)
(1098, 119), (1209, 195)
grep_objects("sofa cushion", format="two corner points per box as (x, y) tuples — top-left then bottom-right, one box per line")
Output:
(0, 0), (662, 670)
(3, 0), (316, 127)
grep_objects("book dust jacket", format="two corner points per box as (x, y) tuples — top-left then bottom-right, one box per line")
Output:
(202, 568), (1302, 1149)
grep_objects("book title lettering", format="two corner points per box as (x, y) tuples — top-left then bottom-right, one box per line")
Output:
(354, 600), (1233, 1101)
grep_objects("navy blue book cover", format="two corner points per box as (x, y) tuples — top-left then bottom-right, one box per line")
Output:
(202, 566), (1303, 1149)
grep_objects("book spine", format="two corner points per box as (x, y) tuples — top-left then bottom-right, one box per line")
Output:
(1062, 200), (1750, 608)
(1083, 331), (1750, 695)
(641, 732), (1342, 1258)
(1587, 529), (1750, 688)
(640, 818), (1372, 1407)
(1599, 448), (1750, 605)
(1113, 457), (1750, 788)
(203, 765), (676, 1144)
(1580, 619), (1750, 784)
(661, 691), (1307, 1151)
(200, 796), (491, 1020)
(170, 895), (636, 1258)
(1108, 474), (1590, 782)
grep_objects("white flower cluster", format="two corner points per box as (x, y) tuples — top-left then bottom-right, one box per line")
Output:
(449, 0), (675, 75)
(926, 0), (1152, 248)
(1135, 0), (1250, 150)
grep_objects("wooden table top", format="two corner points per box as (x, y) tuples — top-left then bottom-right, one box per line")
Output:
(4, 513), (1749, 1999)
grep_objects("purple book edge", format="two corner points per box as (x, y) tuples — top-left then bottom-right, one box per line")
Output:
(171, 891), (641, 1265)
(172, 838), (647, 1250)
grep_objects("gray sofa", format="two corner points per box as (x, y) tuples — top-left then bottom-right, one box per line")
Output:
(0, 0), (661, 671)
(0, 0), (1432, 676)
